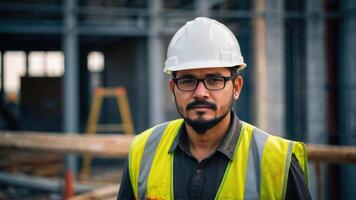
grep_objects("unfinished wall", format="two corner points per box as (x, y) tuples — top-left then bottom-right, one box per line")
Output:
(104, 38), (149, 133)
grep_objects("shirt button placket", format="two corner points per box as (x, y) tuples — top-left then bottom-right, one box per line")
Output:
(196, 168), (201, 174)
(192, 168), (202, 200)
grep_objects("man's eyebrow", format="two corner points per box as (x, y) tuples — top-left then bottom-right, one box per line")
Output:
(176, 73), (225, 79)
(176, 74), (196, 78)
(204, 73), (224, 78)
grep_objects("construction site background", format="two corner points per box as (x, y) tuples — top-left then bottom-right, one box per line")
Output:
(0, 0), (356, 199)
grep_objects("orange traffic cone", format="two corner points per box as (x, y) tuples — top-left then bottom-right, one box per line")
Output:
(63, 169), (74, 199)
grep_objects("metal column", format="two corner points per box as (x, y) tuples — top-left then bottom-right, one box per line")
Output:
(253, 0), (285, 136)
(306, 0), (327, 144)
(305, 1), (327, 199)
(195, 0), (210, 17)
(341, 0), (356, 199)
(24, 51), (29, 77)
(341, 0), (356, 147)
(148, 0), (165, 126)
(63, 0), (79, 176)
(253, 0), (268, 132)
(0, 52), (4, 105)
(265, 0), (285, 136)
(134, 39), (149, 131)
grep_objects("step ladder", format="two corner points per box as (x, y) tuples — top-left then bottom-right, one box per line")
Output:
(80, 87), (134, 179)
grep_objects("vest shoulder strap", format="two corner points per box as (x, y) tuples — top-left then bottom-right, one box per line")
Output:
(216, 121), (308, 200)
(129, 119), (184, 199)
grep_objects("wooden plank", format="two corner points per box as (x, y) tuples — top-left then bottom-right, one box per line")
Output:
(69, 185), (118, 200)
(307, 144), (356, 163)
(0, 132), (134, 158)
(0, 171), (94, 193)
(0, 151), (63, 177)
(0, 151), (63, 168)
(1, 132), (356, 163)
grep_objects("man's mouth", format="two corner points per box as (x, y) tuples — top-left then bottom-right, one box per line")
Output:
(191, 105), (211, 109)
(186, 100), (217, 111)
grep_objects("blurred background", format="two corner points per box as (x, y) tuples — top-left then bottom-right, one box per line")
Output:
(0, 0), (355, 199)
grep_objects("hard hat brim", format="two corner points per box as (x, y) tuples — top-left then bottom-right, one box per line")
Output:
(164, 62), (247, 74)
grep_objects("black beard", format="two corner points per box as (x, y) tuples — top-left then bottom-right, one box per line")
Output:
(184, 111), (230, 134)
(172, 89), (234, 135)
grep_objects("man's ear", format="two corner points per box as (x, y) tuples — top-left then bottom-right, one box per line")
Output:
(233, 76), (243, 100)
(169, 79), (176, 101)
(169, 79), (175, 93)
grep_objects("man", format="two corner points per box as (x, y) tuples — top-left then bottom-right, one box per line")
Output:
(118, 17), (310, 200)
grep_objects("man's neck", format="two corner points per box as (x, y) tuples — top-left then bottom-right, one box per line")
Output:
(185, 112), (231, 162)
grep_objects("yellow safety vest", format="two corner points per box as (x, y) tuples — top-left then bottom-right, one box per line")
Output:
(128, 119), (309, 200)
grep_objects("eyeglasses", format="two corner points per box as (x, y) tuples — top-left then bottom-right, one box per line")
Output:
(172, 76), (236, 91)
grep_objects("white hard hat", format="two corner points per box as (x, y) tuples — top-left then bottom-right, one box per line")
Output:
(164, 17), (247, 74)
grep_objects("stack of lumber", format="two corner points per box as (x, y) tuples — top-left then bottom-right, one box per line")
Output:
(0, 150), (63, 177)
(0, 132), (134, 157)
(69, 185), (118, 200)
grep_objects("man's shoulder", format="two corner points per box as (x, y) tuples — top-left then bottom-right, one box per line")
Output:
(242, 121), (300, 143)
(133, 119), (184, 142)
(242, 121), (307, 161)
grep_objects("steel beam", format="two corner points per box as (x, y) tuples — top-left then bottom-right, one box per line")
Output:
(147, 0), (165, 126)
(63, 0), (79, 177)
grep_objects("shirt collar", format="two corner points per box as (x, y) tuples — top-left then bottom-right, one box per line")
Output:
(168, 111), (242, 161)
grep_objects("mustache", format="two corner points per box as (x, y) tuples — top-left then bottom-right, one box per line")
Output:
(186, 100), (217, 111)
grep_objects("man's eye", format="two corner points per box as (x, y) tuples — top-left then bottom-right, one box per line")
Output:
(207, 78), (224, 84)
(179, 79), (195, 84)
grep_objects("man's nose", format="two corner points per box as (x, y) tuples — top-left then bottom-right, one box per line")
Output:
(193, 81), (209, 98)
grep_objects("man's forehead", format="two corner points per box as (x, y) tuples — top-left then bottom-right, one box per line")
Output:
(175, 67), (231, 76)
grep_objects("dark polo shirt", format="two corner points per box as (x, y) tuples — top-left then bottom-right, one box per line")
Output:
(118, 112), (311, 200)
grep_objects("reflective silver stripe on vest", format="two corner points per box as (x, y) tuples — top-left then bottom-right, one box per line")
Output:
(138, 122), (169, 199)
(281, 141), (293, 200)
(244, 126), (269, 199)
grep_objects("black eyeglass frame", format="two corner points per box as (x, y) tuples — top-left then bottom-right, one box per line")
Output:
(172, 76), (236, 91)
